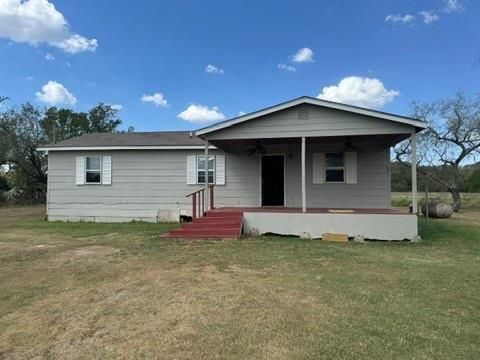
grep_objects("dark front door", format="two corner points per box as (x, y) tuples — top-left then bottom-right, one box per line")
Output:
(261, 155), (285, 206)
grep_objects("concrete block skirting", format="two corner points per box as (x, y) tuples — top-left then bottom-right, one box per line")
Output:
(242, 212), (418, 241)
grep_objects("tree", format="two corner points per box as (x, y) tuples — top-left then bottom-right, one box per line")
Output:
(40, 103), (122, 143)
(395, 92), (480, 211)
(0, 101), (124, 202)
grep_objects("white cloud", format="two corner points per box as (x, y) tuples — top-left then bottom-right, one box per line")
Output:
(25, 75), (34, 80)
(35, 80), (76, 106)
(44, 52), (54, 61)
(317, 76), (399, 109)
(292, 47), (314, 63)
(443, 0), (464, 13)
(385, 14), (416, 24)
(205, 64), (224, 74)
(277, 63), (296, 72)
(419, 11), (440, 24)
(141, 93), (168, 107)
(0, 0), (98, 53)
(238, 111), (246, 116)
(110, 104), (122, 111)
(178, 104), (225, 123)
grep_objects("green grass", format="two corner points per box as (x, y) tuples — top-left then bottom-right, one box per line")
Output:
(392, 191), (480, 208)
(0, 205), (479, 359)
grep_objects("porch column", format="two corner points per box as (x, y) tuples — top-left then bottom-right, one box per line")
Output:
(301, 136), (306, 213)
(411, 131), (418, 214)
(204, 139), (209, 212)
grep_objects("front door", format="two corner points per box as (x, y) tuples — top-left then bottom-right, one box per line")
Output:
(261, 155), (285, 206)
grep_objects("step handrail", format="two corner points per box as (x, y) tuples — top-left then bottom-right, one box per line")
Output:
(186, 184), (215, 218)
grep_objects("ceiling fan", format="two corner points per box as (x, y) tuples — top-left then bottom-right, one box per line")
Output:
(246, 140), (267, 156)
(343, 137), (363, 152)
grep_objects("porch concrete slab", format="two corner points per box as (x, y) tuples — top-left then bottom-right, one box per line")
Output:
(242, 212), (418, 241)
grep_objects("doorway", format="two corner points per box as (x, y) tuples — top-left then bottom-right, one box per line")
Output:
(261, 155), (285, 206)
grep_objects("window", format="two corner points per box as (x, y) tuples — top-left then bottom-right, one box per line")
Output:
(85, 156), (101, 184)
(197, 155), (215, 184)
(325, 153), (344, 183)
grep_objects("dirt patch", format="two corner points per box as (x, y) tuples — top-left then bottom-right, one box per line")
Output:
(51, 245), (120, 266)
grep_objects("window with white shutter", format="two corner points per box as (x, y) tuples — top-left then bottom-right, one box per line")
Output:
(102, 156), (112, 185)
(345, 152), (357, 184)
(85, 156), (102, 184)
(75, 156), (85, 185)
(186, 155), (197, 185)
(215, 155), (225, 185)
(312, 153), (325, 184)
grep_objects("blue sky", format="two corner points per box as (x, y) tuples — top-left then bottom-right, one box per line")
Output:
(0, 0), (478, 131)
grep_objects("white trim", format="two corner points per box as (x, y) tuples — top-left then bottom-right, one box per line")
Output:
(260, 154), (286, 207)
(38, 145), (217, 152)
(195, 96), (427, 136)
(324, 152), (346, 184)
(85, 156), (102, 184)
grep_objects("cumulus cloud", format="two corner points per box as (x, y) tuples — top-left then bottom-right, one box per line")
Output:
(292, 47), (314, 63)
(277, 63), (296, 72)
(205, 64), (224, 74)
(317, 76), (399, 109)
(419, 11), (440, 24)
(178, 104), (225, 123)
(141, 93), (168, 107)
(385, 14), (416, 24)
(44, 52), (54, 61)
(35, 80), (76, 105)
(238, 111), (246, 116)
(443, 0), (464, 13)
(0, 0), (98, 53)
(110, 104), (122, 111)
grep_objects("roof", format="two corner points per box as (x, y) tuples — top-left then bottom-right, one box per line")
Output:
(38, 131), (209, 151)
(38, 96), (427, 152)
(195, 96), (427, 136)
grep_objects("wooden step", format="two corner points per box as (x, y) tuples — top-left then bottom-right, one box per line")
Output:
(205, 211), (244, 217)
(168, 228), (240, 236)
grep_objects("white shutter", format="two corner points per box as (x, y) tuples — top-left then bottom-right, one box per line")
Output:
(312, 153), (325, 184)
(345, 152), (357, 184)
(215, 154), (225, 185)
(186, 155), (197, 185)
(102, 156), (112, 185)
(75, 156), (85, 185)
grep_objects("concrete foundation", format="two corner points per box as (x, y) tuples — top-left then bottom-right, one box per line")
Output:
(243, 212), (418, 241)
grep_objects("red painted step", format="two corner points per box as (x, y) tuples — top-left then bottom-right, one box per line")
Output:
(164, 210), (244, 239)
(205, 211), (243, 217)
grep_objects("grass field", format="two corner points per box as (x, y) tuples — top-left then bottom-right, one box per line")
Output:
(1, 205), (479, 359)
(392, 192), (480, 209)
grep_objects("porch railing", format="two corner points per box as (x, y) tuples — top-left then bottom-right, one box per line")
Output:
(186, 184), (215, 219)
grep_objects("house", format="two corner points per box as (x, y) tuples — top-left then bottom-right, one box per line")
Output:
(38, 96), (426, 241)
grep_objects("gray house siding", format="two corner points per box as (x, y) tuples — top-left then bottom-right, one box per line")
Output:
(47, 141), (390, 222)
(258, 143), (390, 209)
(46, 149), (259, 222)
(204, 104), (413, 140)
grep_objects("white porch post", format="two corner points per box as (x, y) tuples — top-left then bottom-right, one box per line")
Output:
(301, 136), (306, 213)
(411, 131), (418, 214)
(204, 139), (209, 212)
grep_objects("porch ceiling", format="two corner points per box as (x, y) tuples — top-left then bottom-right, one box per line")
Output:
(208, 133), (410, 152)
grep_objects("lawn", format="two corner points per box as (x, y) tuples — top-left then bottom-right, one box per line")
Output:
(0, 206), (479, 359)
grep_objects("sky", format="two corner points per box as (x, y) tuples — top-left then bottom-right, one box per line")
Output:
(0, 0), (478, 131)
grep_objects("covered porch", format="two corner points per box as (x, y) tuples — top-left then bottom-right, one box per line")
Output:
(186, 133), (420, 241)
(186, 97), (425, 241)
(203, 133), (419, 214)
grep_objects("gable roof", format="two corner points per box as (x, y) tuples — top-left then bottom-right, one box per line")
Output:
(195, 96), (427, 136)
(38, 131), (209, 151)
